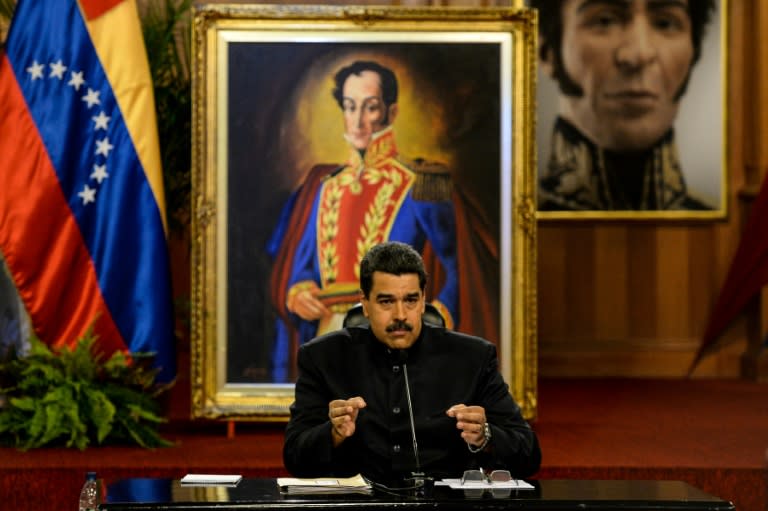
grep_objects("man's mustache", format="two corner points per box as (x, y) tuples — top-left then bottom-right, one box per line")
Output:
(386, 320), (413, 332)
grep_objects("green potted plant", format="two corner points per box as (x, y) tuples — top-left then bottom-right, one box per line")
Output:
(0, 332), (172, 450)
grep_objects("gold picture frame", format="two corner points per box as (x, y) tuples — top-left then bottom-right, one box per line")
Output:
(533, 0), (728, 219)
(190, 4), (538, 421)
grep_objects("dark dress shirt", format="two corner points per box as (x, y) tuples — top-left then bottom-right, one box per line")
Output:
(283, 324), (541, 485)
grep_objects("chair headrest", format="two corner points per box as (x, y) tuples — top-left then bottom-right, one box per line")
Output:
(342, 303), (446, 329)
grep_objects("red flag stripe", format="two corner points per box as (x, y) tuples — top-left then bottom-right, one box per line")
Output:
(79, 0), (125, 20)
(0, 55), (127, 356)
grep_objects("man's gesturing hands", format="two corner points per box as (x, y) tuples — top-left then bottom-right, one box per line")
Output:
(447, 404), (488, 449)
(328, 399), (487, 450)
(328, 397), (367, 447)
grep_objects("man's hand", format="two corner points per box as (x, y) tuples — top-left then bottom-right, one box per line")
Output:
(329, 397), (367, 447)
(287, 282), (330, 321)
(446, 404), (487, 448)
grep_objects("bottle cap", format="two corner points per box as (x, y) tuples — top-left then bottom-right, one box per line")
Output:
(86, 471), (97, 480)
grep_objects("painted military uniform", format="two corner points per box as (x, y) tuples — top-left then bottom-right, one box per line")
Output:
(539, 117), (713, 211)
(268, 127), (458, 381)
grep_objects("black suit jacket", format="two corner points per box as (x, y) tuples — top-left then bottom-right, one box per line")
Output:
(283, 324), (541, 484)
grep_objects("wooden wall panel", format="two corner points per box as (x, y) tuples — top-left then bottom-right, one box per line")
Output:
(655, 228), (691, 339)
(593, 226), (628, 342)
(626, 227), (658, 341)
(538, 202), (744, 376)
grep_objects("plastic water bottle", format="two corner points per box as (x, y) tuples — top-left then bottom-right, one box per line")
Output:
(78, 471), (99, 511)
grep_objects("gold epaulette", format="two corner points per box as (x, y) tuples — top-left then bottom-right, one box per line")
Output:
(407, 157), (453, 202)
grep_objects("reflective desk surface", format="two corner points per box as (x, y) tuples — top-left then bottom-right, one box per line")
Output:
(99, 478), (735, 511)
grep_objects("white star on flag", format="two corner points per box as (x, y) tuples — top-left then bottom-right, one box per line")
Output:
(82, 88), (101, 108)
(49, 60), (67, 79)
(90, 164), (109, 184)
(95, 137), (114, 157)
(68, 71), (85, 91)
(26, 61), (44, 80)
(92, 111), (110, 130)
(77, 184), (96, 205)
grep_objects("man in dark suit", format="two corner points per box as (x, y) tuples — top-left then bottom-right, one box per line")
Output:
(283, 241), (540, 486)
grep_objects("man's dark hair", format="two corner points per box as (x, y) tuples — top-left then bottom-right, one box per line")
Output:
(359, 242), (427, 299)
(532, 0), (716, 97)
(332, 60), (399, 111)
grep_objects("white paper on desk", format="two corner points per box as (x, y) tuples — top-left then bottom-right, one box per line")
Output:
(180, 474), (243, 485)
(436, 478), (535, 490)
(277, 474), (372, 494)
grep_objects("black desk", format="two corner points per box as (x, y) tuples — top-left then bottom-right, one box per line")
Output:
(99, 478), (734, 511)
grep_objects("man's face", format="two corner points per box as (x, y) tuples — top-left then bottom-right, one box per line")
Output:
(552, 0), (694, 151)
(341, 70), (396, 151)
(361, 271), (425, 350)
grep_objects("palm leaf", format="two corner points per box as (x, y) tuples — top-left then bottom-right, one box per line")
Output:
(0, 0), (14, 22)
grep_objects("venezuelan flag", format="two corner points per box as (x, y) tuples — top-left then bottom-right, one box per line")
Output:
(0, 0), (175, 382)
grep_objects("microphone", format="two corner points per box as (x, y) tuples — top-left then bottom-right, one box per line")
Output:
(397, 350), (431, 493)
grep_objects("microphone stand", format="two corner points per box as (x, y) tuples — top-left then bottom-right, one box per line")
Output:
(401, 357), (433, 496)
